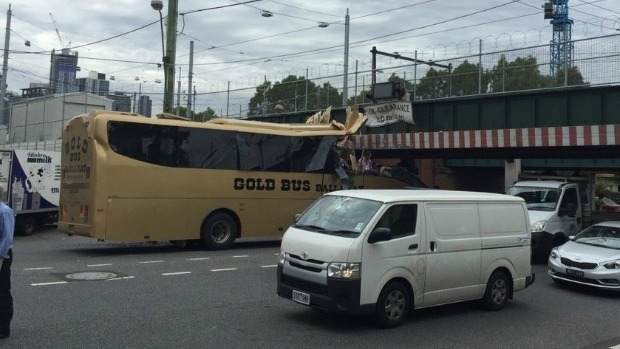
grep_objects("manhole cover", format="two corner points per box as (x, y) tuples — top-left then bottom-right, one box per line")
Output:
(65, 272), (118, 281)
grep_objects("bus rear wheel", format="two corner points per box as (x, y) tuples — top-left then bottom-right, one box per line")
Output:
(201, 213), (238, 250)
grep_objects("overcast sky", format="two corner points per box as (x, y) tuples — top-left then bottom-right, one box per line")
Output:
(1, 0), (619, 116)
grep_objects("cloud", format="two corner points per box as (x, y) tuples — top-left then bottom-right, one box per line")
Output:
(1, 0), (619, 116)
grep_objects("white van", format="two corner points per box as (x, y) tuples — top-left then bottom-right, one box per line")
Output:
(277, 189), (535, 328)
(506, 180), (583, 258)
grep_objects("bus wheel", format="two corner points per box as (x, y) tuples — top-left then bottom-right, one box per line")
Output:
(202, 213), (238, 250)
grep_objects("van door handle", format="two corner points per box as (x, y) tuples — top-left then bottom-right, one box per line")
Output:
(408, 244), (418, 250)
(430, 241), (436, 252)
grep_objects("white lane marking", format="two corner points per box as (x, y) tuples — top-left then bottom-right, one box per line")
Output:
(107, 276), (135, 281)
(88, 263), (112, 267)
(24, 267), (53, 271)
(211, 268), (237, 272)
(162, 272), (192, 276)
(139, 260), (164, 264)
(187, 257), (210, 261)
(260, 265), (277, 268)
(31, 281), (68, 286)
(232, 255), (249, 258)
(608, 344), (620, 349)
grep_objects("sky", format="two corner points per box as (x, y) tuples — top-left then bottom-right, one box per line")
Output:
(1, 0), (619, 116)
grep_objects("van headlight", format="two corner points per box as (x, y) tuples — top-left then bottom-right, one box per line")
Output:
(531, 220), (546, 233)
(601, 260), (620, 269)
(328, 262), (360, 279)
(278, 249), (286, 265)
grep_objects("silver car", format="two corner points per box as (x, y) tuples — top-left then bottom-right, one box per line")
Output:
(548, 221), (620, 290)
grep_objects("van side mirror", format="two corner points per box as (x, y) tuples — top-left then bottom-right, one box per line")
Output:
(368, 227), (392, 243)
(294, 214), (301, 222)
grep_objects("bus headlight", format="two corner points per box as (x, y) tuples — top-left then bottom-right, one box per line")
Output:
(328, 262), (360, 279)
(531, 220), (546, 233)
(278, 249), (286, 265)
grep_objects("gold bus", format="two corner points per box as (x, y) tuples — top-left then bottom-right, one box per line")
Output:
(58, 109), (424, 249)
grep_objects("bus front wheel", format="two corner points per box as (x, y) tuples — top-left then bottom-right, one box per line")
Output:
(201, 213), (238, 250)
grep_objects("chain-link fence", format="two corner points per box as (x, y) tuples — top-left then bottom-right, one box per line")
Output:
(207, 33), (620, 118)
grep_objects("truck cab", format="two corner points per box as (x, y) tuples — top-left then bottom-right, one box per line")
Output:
(506, 180), (582, 259)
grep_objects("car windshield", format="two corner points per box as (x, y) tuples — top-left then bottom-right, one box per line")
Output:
(602, 197), (617, 206)
(573, 225), (620, 250)
(295, 195), (382, 236)
(506, 186), (561, 211)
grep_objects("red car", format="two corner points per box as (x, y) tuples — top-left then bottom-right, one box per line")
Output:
(601, 197), (620, 213)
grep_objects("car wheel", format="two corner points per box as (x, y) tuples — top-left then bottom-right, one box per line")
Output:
(482, 271), (509, 311)
(201, 213), (238, 250)
(374, 281), (411, 328)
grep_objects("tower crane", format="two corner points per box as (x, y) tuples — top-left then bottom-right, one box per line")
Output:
(49, 13), (70, 48)
(543, 0), (573, 76)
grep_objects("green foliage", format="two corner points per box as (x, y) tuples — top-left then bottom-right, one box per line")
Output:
(247, 75), (342, 117)
(194, 107), (218, 122)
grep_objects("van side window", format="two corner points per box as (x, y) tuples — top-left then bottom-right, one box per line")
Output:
(560, 187), (578, 211)
(376, 204), (417, 238)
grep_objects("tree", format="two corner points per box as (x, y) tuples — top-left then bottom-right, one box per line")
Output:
(194, 107), (218, 122)
(489, 55), (552, 92)
(415, 67), (451, 100)
(246, 75), (342, 117)
(553, 66), (587, 87)
(451, 60), (489, 96)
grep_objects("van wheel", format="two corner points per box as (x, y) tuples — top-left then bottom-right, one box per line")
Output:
(374, 281), (410, 328)
(482, 272), (509, 311)
(201, 213), (238, 250)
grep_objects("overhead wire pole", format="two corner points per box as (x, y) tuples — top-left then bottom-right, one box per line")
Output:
(162, 0), (178, 114)
(342, 8), (349, 107)
(0, 4), (11, 126)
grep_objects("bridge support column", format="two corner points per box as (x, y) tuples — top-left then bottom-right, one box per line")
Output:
(504, 159), (521, 191)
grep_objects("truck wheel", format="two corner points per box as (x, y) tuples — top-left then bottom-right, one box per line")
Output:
(482, 271), (509, 311)
(201, 213), (238, 250)
(19, 216), (38, 236)
(374, 281), (411, 328)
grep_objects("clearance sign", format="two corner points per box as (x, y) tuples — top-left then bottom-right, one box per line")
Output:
(365, 101), (414, 127)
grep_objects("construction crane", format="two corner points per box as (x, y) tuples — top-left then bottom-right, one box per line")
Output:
(49, 13), (70, 48)
(543, 0), (573, 76)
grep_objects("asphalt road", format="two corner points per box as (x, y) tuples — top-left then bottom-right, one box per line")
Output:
(3, 228), (620, 349)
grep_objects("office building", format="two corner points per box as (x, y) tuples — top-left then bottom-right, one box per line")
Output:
(49, 48), (79, 94)
(137, 95), (152, 117)
(77, 71), (110, 96)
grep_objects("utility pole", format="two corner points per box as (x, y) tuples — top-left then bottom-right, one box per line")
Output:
(0, 4), (11, 126)
(163, 0), (178, 114)
(187, 41), (193, 120)
(342, 8), (349, 107)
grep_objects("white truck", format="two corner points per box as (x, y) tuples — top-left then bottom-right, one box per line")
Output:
(506, 180), (586, 259)
(0, 149), (61, 235)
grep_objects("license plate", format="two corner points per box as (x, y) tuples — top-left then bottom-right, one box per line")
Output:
(292, 290), (310, 305)
(566, 268), (584, 277)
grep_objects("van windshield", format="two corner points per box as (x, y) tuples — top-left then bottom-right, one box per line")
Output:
(506, 186), (561, 211)
(295, 195), (382, 236)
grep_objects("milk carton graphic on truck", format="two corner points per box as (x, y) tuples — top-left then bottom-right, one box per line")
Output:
(0, 150), (60, 235)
